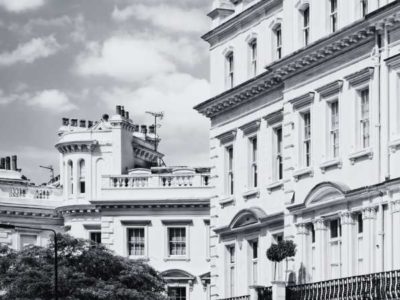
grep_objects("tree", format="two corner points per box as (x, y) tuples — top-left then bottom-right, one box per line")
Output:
(0, 234), (167, 300)
(266, 240), (297, 281)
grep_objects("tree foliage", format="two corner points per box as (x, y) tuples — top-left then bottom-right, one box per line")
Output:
(0, 234), (167, 300)
(266, 240), (297, 263)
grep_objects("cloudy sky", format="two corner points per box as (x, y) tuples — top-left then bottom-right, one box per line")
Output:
(0, 0), (213, 184)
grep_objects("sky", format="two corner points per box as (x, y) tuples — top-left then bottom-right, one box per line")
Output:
(0, 0), (213, 184)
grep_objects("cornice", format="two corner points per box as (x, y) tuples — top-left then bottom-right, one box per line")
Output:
(290, 92), (315, 110)
(239, 119), (261, 135)
(215, 129), (237, 144)
(55, 140), (98, 154)
(0, 206), (60, 219)
(385, 52), (400, 69)
(263, 109), (283, 125)
(344, 67), (374, 86)
(195, 2), (400, 119)
(208, 7), (234, 19)
(315, 80), (343, 98)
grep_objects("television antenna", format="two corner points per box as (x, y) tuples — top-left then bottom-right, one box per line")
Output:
(145, 111), (164, 153)
(40, 165), (54, 181)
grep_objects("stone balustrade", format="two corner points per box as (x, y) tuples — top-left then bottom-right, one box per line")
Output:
(1, 185), (61, 200)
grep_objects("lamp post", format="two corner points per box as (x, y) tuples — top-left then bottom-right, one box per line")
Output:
(0, 224), (58, 300)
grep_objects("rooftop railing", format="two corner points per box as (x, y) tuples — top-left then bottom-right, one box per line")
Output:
(4, 185), (61, 199)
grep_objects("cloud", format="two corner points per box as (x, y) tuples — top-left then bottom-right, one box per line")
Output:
(112, 4), (209, 34)
(0, 36), (61, 66)
(0, 89), (24, 105)
(76, 34), (201, 83)
(0, 0), (45, 13)
(27, 89), (77, 113)
(96, 72), (210, 165)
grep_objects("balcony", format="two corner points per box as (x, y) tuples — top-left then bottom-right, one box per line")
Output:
(219, 296), (250, 300)
(1, 184), (62, 200)
(286, 269), (400, 300)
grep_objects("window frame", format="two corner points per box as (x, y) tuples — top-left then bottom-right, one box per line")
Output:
(89, 231), (102, 244)
(329, 0), (338, 33)
(127, 227), (147, 258)
(163, 224), (190, 261)
(328, 99), (340, 159)
(301, 110), (312, 168)
(248, 239), (259, 285)
(302, 6), (310, 46)
(226, 244), (236, 297)
(273, 126), (283, 181)
(248, 39), (258, 77)
(225, 52), (235, 89)
(248, 135), (258, 188)
(167, 285), (187, 300)
(226, 145), (234, 195)
(78, 159), (86, 195)
(274, 25), (282, 60)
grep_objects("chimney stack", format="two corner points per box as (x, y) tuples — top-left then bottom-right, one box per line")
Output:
(5, 157), (10, 170)
(141, 125), (147, 134)
(71, 119), (78, 126)
(149, 125), (155, 134)
(79, 120), (86, 128)
(121, 106), (125, 118)
(11, 155), (17, 171)
(88, 120), (93, 128)
(116, 105), (122, 115)
(62, 118), (69, 126)
(0, 158), (5, 169)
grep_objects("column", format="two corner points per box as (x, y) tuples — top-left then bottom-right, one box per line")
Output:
(313, 218), (327, 281)
(340, 211), (354, 277)
(295, 223), (308, 284)
(391, 200), (400, 269)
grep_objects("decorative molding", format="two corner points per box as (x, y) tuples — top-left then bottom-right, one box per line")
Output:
(239, 119), (261, 135)
(385, 53), (400, 69)
(245, 32), (258, 43)
(362, 207), (377, 220)
(83, 224), (101, 230)
(339, 211), (354, 225)
(389, 137), (400, 153)
(264, 109), (283, 125)
(290, 92), (315, 110)
(315, 80), (343, 98)
(242, 188), (260, 199)
(313, 218), (326, 231)
(215, 129), (237, 144)
(120, 220), (152, 226)
(295, 223), (308, 235)
(219, 195), (235, 207)
(295, 0), (310, 11)
(391, 199), (400, 213)
(266, 179), (284, 193)
(293, 167), (314, 181)
(344, 67), (374, 87)
(348, 147), (373, 164)
(55, 140), (98, 154)
(161, 219), (193, 225)
(319, 158), (342, 173)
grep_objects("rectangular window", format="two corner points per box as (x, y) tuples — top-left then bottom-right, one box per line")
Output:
(275, 26), (282, 59)
(309, 223), (315, 243)
(330, 0), (338, 33)
(303, 7), (310, 46)
(330, 219), (342, 239)
(226, 146), (234, 195)
(168, 227), (186, 256)
(361, 0), (368, 17)
(357, 213), (363, 234)
(128, 228), (145, 256)
(274, 127), (283, 180)
(90, 231), (101, 244)
(360, 89), (370, 148)
(356, 212), (364, 274)
(329, 218), (342, 279)
(227, 245), (235, 297)
(249, 137), (258, 188)
(226, 53), (234, 89)
(168, 287), (186, 300)
(250, 240), (258, 284)
(20, 234), (37, 249)
(302, 112), (311, 167)
(249, 40), (257, 77)
(330, 101), (339, 158)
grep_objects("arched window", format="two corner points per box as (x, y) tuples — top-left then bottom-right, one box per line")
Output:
(225, 51), (234, 89)
(79, 159), (86, 194)
(67, 160), (73, 195)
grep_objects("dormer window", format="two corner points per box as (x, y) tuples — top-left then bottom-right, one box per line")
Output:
(274, 25), (282, 59)
(225, 52), (234, 89)
(329, 0), (337, 33)
(302, 6), (310, 46)
(248, 39), (257, 77)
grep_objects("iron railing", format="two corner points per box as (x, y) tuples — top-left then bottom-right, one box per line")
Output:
(287, 269), (400, 300)
(257, 286), (273, 300)
(219, 296), (250, 300)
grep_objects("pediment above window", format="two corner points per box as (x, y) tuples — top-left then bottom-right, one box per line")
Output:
(264, 109), (283, 125)
(229, 207), (267, 229)
(239, 119), (260, 135)
(304, 181), (349, 208)
(289, 92), (315, 110)
(315, 80), (343, 98)
(215, 129), (237, 144)
(161, 269), (195, 283)
(344, 67), (374, 87)
(385, 53), (400, 69)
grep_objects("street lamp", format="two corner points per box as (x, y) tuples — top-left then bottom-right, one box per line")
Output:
(0, 223), (58, 300)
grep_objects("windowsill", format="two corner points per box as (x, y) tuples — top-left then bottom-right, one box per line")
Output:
(319, 158), (342, 173)
(242, 188), (259, 199)
(389, 137), (400, 153)
(266, 180), (284, 193)
(219, 195), (235, 206)
(128, 255), (150, 261)
(348, 147), (373, 164)
(164, 256), (190, 262)
(293, 167), (313, 181)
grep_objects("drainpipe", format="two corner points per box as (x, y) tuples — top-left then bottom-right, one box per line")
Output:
(384, 23), (391, 181)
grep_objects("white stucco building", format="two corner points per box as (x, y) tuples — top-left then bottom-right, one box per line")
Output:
(195, 0), (400, 299)
(0, 106), (213, 300)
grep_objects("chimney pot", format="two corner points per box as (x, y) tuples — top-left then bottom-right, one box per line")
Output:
(134, 125), (139, 132)
(62, 118), (69, 126)
(79, 120), (86, 128)
(88, 120), (93, 128)
(71, 119), (78, 126)
(116, 105), (122, 115)
(121, 106), (125, 118)
(5, 157), (10, 170)
(125, 111), (130, 120)
(149, 125), (155, 134)
(11, 155), (17, 171)
(141, 125), (147, 134)
(0, 158), (5, 169)
(102, 114), (109, 121)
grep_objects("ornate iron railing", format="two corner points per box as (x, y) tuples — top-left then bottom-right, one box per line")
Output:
(219, 296), (250, 300)
(287, 269), (400, 300)
(257, 286), (273, 300)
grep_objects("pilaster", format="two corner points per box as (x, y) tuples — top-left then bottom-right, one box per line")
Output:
(340, 211), (354, 277)
(295, 223), (308, 284)
(362, 207), (377, 273)
(313, 218), (327, 281)
(391, 200), (400, 269)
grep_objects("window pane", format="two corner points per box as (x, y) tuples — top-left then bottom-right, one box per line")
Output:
(90, 232), (101, 244)
(128, 228), (145, 256)
(169, 227), (186, 256)
(168, 287), (186, 300)
(20, 234), (37, 249)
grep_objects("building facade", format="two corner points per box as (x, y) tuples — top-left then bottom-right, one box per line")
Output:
(0, 106), (213, 300)
(195, 0), (400, 299)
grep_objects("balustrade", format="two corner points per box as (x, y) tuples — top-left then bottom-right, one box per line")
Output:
(257, 286), (273, 300)
(219, 296), (250, 300)
(286, 269), (400, 300)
